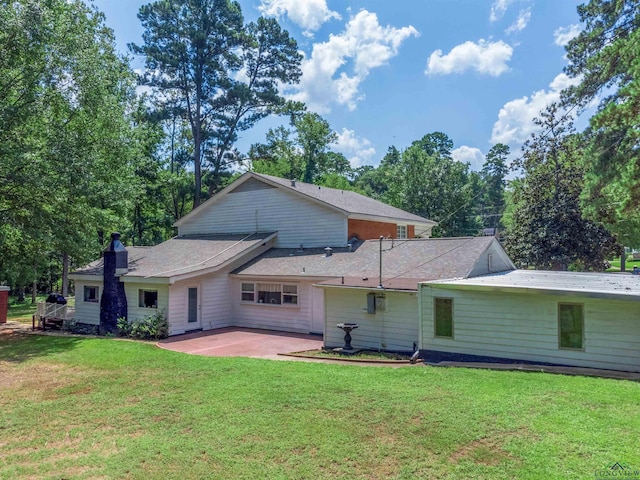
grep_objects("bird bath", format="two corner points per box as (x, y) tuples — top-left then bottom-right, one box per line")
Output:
(336, 322), (359, 351)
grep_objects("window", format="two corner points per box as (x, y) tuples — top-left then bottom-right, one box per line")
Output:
(258, 283), (281, 304)
(242, 282), (298, 306)
(434, 298), (453, 338)
(83, 286), (99, 303)
(559, 304), (583, 350)
(139, 289), (158, 308)
(397, 225), (407, 239)
(241, 283), (255, 302)
(282, 284), (298, 305)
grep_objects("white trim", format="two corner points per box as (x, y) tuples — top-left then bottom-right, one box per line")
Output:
(138, 288), (159, 309)
(83, 285), (100, 303)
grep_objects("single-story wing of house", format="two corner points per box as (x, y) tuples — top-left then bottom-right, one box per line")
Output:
(420, 270), (640, 372)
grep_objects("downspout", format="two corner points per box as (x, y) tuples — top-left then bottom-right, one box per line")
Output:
(378, 236), (384, 351)
(378, 236), (384, 289)
(413, 284), (424, 363)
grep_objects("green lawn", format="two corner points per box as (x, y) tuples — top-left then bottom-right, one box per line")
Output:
(608, 257), (640, 271)
(6, 296), (45, 323)
(1, 334), (639, 479)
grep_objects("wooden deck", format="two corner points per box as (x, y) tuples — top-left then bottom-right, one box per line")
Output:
(33, 299), (75, 330)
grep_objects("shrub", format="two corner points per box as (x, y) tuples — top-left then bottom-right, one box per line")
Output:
(119, 310), (169, 340)
(116, 316), (131, 337)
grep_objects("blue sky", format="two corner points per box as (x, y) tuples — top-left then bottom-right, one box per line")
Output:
(90, 0), (584, 171)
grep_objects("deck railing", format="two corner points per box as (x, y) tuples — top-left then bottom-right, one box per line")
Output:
(36, 299), (76, 322)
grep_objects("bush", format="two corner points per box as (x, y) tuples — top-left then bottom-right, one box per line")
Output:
(118, 310), (169, 340)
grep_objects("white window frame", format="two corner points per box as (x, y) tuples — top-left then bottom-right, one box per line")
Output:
(397, 225), (407, 239)
(241, 283), (255, 302)
(83, 285), (99, 303)
(138, 289), (158, 309)
(240, 282), (298, 307)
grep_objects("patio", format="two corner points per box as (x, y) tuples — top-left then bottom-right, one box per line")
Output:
(157, 327), (323, 358)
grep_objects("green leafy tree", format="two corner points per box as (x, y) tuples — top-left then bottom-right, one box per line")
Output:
(387, 133), (481, 237)
(478, 143), (509, 229)
(563, 0), (640, 246)
(505, 104), (620, 270)
(0, 0), (142, 294)
(132, 1), (302, 208)
(353, 146), (400, 200)
(249, 112), (349, 185)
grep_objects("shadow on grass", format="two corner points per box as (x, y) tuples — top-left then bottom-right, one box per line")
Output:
(0, 333), (84, 363)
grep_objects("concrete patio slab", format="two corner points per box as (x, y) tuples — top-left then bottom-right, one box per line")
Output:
(157, 327), (323, 358)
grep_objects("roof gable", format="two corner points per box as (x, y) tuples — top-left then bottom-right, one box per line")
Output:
(174, 172), (435, 228)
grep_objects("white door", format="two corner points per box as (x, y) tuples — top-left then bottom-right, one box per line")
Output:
(310, 287), (325, 335)
(186, 287), (201, 330)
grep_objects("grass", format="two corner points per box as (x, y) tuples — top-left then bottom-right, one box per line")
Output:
(6, 296), (46, 323)
(1, 334), (639, 479)
(608, 257), (640, 271)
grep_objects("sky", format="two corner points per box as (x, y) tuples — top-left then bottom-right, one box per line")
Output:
(89, 0), (585, 172)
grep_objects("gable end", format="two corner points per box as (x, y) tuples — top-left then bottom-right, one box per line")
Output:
(230, 177), (277, 194)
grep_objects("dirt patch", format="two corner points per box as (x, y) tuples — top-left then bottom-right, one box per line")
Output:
(0, 361), (93, 402)
(449, 434), (518, 466)
(0, 321), (32, 336)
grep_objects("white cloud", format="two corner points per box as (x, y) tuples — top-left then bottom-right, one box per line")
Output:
(505, 8), (531, 34)
(490, 0), (515, 22)
(258, 0), (340, 35)
(490, 72), (581, 147)
(451, 146), (485, 171)
(554, 24), (581, 47)
(425, 39), (513, 77)
(287, 10), (418, 113)
(333, 128), (376, 168)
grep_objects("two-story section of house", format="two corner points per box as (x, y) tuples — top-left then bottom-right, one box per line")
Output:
(70, 172), (437, 336)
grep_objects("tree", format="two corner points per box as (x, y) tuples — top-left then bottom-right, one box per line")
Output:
(504, 104), (620, 270)
(479, 143), (509, 229)
(296, 113), (338, 183)
(563, 0), (640, 246)
(0, 0), (142, 293)
(385, 133), (481, 237)
(249, 112), (348, 185)
(132, 1), (302, 208)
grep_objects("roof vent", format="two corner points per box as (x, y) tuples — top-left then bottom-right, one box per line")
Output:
(291, 179), (296, 187)
(324, 247), (332, 257)
(347, 243), (352, 252)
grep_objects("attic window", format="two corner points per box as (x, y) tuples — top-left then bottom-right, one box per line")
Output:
(397, 225), (407, 239)
(139, 289), (158, 309)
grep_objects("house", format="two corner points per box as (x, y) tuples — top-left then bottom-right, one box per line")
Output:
(70, 171), (640, 373)
(70, 172), (437, 336)
(419, 270), (640, 372)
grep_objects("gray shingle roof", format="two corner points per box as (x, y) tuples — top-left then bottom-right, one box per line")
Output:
(72, 233), (276, 280)
(234, 236), (503, 290)
(251, 173), (436, 225)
